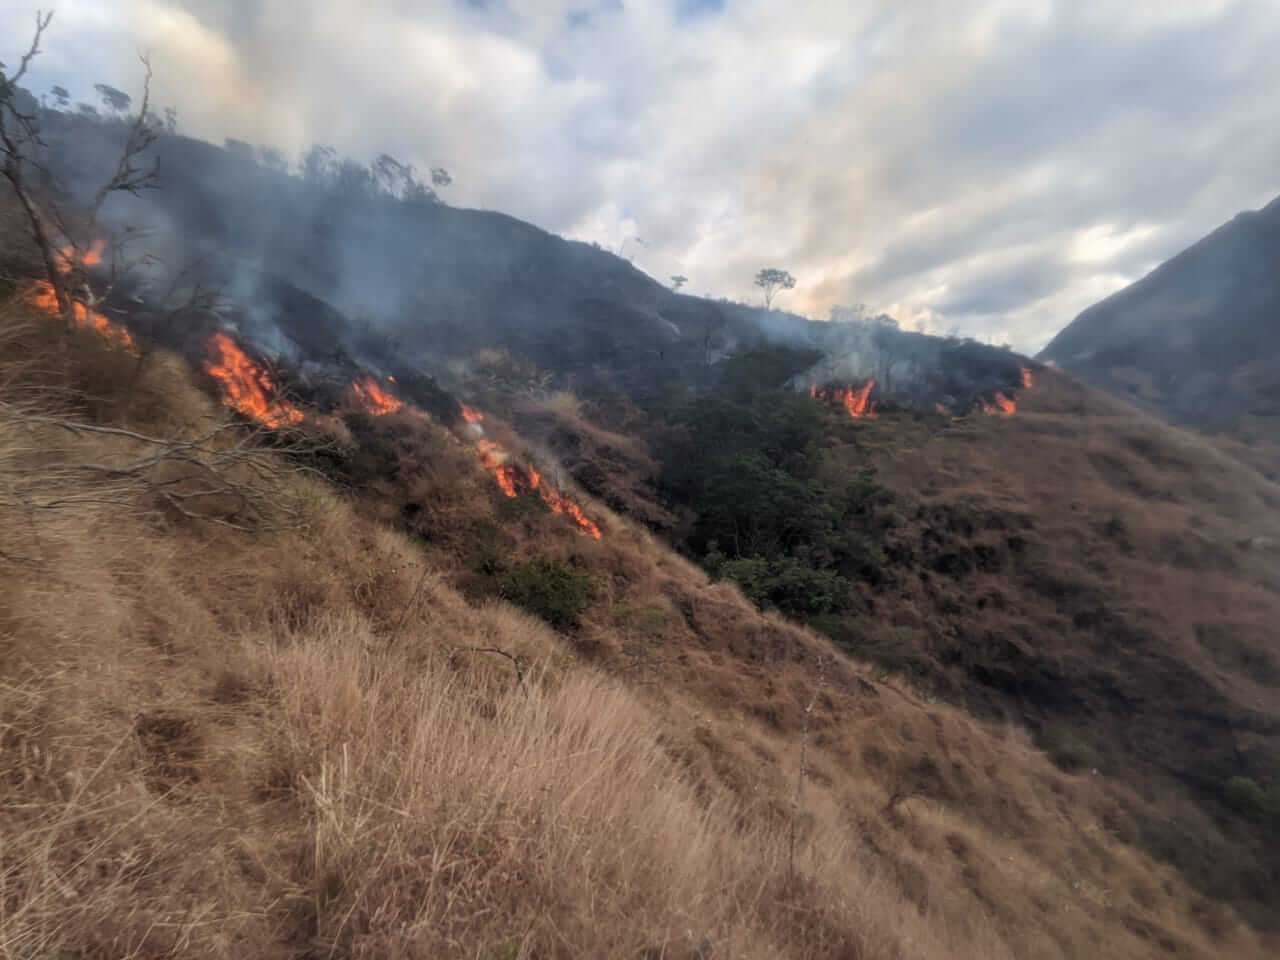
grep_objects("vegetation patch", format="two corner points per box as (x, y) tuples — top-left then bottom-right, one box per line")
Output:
(498, 557), (596, 630)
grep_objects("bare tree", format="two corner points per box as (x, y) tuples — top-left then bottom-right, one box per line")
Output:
(754, 267), (796, 309)
(1, 13), (159, 321)
(1, 11), (67, 313)
(670, 274), (688, 292)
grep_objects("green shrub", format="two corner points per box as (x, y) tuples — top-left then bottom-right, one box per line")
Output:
(706, 550), (851, 617)
(1040, 726), (1100, 773)
(499, 558), (595, 629)
(1223, 776), (1278, 821)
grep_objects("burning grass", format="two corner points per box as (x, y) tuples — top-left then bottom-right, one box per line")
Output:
(347, 375), (403, 415)
(461, 403), (603, 538)
(811, 379), (877, 418)
(204, 332), (304, 428)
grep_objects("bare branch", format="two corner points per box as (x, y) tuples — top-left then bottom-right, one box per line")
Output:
(450, 646), (529, 698)
(6, 411), (332, 533)
(4, 10), (54, 89)
(789, 655), (828, 883)
(0, 13), (67, 313)
(89, 53), (158, 220)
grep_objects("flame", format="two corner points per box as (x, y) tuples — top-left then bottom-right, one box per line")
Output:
(204, 332), (303, 428)
(462, 405), (601, 537)
(811, 380), (877, 419)
(526, 464), (603, 539)
(386, 375), (396, 383)
(476, 439), (520, 498)
(978, 391), (1017, 416)
(56, 238), (106, 275)
(25, 279), (138, 354)
(349, 376), (403, 415)
(1020, 366), (1033, 389)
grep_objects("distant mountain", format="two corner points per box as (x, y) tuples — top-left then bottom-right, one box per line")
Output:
(1039, 195), (1280, 433)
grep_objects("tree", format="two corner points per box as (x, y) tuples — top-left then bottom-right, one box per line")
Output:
(670, 274), (688, 292)
(1, 11), (72, 311)
(754, 267), (796, 309)
(372, 153), (436, 201)
(301, 144), (337, 184)
(258, 146), (287, 173)
(93, 82), (131, 116)
(163, 106), (177, 133)
(50, 84), (68, 109)
(1, 13), (159, 317)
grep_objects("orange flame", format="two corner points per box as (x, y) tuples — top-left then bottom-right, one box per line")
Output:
(463, 405), (601, 537)
(979, 391), (1017, 415)
(56, 238), (106, 275)
(204, 333), (303, 428)
(526, 464), (603, 539)
(812, 380), (877, 419)
(349, 376), (403, 415)
(1020, 366), (1033, 389)
(25, 279), (138, 354)
(476, 439), (519, 498)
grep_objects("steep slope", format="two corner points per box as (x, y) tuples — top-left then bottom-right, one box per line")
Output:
(2, 294), (1274, 957)
(5, 110), (1279, 952)
(849, 370), (1280, 914)
(1039, 194), (1280, 434)
(510, 359), (1280, 926)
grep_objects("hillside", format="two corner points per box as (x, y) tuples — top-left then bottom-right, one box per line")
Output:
(506, 344), (1280, 926)
(2, 286), (1276, 959)
(1039, 195), (1280, 440)
(3, 111), (1280, 956)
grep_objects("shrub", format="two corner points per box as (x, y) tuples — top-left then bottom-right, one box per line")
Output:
(545, 390), (582, 417)
(1040, 726), (1100, 773)
(1222, 776), (1280, 821)
(706, 550), (851, 617)
(499, 558), (595, 629)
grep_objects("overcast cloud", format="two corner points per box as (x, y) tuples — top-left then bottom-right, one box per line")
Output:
(5, 0), (1279, 350)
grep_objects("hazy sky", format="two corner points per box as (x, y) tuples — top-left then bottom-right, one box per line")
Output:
(6, 0), (1279, 350)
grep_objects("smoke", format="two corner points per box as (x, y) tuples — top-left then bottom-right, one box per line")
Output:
(31, 107), (1033, 418)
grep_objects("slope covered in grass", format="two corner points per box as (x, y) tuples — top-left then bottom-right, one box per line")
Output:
(2, 298), (1275, 959)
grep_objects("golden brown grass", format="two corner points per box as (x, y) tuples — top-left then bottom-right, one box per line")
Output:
(1, 299), (1274, 958)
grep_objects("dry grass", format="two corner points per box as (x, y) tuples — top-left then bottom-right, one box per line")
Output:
(1, 299), (1275, 958)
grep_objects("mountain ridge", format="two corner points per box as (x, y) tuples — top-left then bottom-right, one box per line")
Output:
(1039, 193), (1280, 433)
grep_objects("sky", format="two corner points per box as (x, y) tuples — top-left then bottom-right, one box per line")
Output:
(5, 0), (1279, 351)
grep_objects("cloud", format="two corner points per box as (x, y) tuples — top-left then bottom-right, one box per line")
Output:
(4, 0), (1278, 351)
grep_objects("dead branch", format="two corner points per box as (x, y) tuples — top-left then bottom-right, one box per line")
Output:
(790, 655), (828, 883)
(0, 12), (67, 313)
(1, 20), (160, 324)
(88, 53), (158, 218)
(9, 411), (331, 532)
(450, 646), (529, 698)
